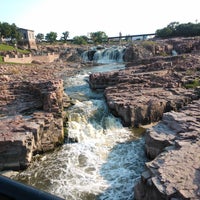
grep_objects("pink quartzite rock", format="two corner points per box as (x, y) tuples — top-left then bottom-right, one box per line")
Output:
(89, 49), (200, 199)
(134, 100), (200, 200)
(89, 54), (200, 127)
(0, 80), (64, 170)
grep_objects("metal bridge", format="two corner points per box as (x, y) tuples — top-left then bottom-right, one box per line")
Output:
(66, 33), (156, 43)
(108, 33), (155, 41)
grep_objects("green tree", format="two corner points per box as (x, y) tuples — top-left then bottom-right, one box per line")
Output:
(0, 22), (2, 39)
(156, 21), (200, 38)
(36, 33), (44, 43)
(156, 27), (173, 38)
(1, 22), (12, 38)
(45, 31), (57, 43)
(10, 23), (21, 42)
(175, 23), (200, 37)
(0, 22), (21, 43)
(90, 31), (108, 44)
(61, 31), (69, 42)
(73, 35), (88, 45)
(167, 22), (179, 30)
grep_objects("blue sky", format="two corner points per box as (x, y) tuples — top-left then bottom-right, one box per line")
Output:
(1, 0), (199, 39)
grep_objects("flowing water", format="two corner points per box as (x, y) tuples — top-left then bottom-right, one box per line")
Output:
(14, 63), (147, 200)
(82, 46), (126, 63)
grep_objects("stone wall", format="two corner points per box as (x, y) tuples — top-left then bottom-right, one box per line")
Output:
(3, 54), (33, 64)
(3, 53), (59, 63)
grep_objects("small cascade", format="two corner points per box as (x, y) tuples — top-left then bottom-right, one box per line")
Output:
(13, 64), (147, 200)
(82, 46), (126, 63)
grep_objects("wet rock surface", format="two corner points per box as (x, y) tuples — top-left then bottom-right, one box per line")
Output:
(0, 112), (63, 170)
(0, 78), (64, 170)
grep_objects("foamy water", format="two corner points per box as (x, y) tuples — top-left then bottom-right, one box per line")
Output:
(14, 64), (147, 200)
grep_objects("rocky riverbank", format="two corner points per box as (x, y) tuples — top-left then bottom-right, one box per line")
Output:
(0, 38), (200, 199)
(89, 54), (200, 127)
(134, 99), (200, 199)
(0, 59), (80, 170)
(89, 37), (200, 199)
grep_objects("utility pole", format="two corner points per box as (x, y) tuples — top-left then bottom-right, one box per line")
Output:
(119, 32), (122, 45)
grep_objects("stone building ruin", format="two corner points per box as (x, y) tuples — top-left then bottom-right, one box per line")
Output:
(18, 28), (37, 50)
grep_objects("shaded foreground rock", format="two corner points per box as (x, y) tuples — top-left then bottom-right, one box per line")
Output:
(0, 112), (63, 170)
(134, 100), (200, 200)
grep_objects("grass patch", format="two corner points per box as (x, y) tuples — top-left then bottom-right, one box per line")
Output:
(0, 56), (3, 63)
(0, 44), (16, 51)
(0, 44), (30, 54)
(141, 40), (156, 51)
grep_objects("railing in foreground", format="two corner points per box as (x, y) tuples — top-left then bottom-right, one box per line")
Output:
(0, 175), (64, 200)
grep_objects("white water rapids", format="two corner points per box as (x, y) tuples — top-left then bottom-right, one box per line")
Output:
(14, 63), (147, 200)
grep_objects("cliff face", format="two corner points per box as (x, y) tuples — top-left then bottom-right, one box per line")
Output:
(0, 79), (64, 170)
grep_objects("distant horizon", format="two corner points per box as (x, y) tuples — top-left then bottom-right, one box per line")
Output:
(1, 0), (199, 39)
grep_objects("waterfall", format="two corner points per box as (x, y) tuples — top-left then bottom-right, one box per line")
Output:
(82, 46), (126, 63)
(13, 64), (147, 200)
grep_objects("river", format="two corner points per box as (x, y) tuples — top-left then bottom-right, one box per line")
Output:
(14, 62), (147, 200)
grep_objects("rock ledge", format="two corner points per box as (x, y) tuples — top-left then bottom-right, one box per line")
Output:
(134, 100), (200, 200)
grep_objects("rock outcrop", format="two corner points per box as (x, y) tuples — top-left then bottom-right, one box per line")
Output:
(89, 54), (200, 127)
(0, 44), (90, 171)
(0, 60), (78, 171)
(88, 47), (200, 199)
(123, 37), (200, 62)
(134, 99), (200, 200)
(0, 79), (64, 170)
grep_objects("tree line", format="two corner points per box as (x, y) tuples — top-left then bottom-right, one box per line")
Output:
(0, 21), (108, 45)
(36, 31), (108, 45)
(1, 20), (200, 46)
(156, 21), (200, 38)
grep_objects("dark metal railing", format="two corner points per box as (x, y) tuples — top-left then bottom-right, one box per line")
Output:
(0, 175), (65, 200)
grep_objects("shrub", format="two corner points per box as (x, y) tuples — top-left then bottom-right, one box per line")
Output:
(184, 79), (200, 89)
(141, 40), (156, 51)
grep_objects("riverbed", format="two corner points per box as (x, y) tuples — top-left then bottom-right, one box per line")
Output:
(14, 63), (147, 200)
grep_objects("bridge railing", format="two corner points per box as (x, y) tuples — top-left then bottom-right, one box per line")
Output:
(0, 175), (64, 200)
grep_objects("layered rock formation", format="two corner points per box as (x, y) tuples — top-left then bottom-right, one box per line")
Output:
(89, 44), (200, 199)
(89, 54), (200, 127)
(0, 79), (64, 170)
(0, 61), (78, 171)
(0, 45), (91, 171)
(134, 99), (200, 199)
(123, 37), (200, 62)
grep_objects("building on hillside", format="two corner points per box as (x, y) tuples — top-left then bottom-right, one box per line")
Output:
(18, 28), (37, 50)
